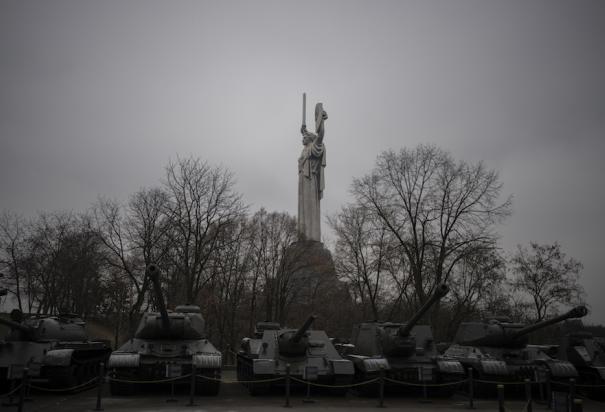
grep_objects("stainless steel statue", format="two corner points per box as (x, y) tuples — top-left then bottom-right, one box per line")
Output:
(298, 93), (328, 242)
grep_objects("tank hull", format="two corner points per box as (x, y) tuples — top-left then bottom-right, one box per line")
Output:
(236, 329), (354, 396)
(0, 340), (110, 392)
(108, 338), (222, 396)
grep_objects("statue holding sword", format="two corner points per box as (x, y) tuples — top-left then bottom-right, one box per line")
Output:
(298, 93), (328, 242)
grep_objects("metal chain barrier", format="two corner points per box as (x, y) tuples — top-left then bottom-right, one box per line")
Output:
(289, 376), (380, 388)
(196, 374), (284, 384)
(106, 373), (192, 384)
(29, 376), (98, 393)
(384, 377), (468, 387)
(0, 383), (23, 397)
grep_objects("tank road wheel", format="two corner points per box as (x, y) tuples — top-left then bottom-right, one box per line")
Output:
(195, 368), (221, 396)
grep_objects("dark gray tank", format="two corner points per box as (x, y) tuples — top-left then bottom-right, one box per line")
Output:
(556, 328), (605, 399)
(343, 284), (464, 396)
(0, 308), (111, 391)
(444, 306), (588, 393)
(236, 315), (354, 395)
(107, 265), (222, 395)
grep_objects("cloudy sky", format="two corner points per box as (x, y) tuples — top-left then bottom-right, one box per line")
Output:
(1, 0), (604, 323)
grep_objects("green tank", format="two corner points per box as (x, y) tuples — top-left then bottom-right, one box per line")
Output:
(236, 315), (354, 395)
(107, 265), (222, 395)
(0, 308), (111, 391)
(343, 284), (464, 396)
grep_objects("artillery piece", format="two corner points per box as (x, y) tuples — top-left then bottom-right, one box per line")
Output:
(107, 264), (222, 396)
(0, 308), (111, 391)
(444, 306), (588, 394)
(237, 315), (354, 395)
(343, 284), (464, 396)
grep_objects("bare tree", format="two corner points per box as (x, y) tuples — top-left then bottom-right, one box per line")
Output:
(329, 205), (399, 320)
(352, 145), (512, 306)
(0, 211), (28, 310)
(511, 242), (584, 321)
(163, 157), (246, 303)
(246, 209), (297, 325)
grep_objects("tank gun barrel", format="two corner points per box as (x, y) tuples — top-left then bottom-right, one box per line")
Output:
(290, 315), (316, 343)
(511, 306), (588, 340)
(399, 283), (449, 337)
(146, 264), (170, 333)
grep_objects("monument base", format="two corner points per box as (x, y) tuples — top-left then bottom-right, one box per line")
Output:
(281, 240), (351, 336)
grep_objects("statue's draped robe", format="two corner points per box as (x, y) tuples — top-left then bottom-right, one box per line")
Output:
(298, 133), (325, 242)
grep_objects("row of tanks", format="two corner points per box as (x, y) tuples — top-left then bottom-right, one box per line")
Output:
(1, 268), (602, 398)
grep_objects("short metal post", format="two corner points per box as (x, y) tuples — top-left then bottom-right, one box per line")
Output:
(187, 368), (197, 407)
(284, 363), (291, 408)
(536, 370), (545, 403)
(467, 368), (475, 409)
(524, 378), (532, 412)
(94, 362), (105, 411)
(571, 398), (583, 412)
(378, 365), (385, 408)
(18, 368), (28, 412)
(545, 375), (552, 410)
(419, 367), (430, 403)
(568, 378), (576, 412)
(497, 384), (505, 412)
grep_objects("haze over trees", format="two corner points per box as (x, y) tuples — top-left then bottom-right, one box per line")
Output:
(0, 146), (590, 349)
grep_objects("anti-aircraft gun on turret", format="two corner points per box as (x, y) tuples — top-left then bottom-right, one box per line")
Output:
(0, 308), (111, 391)
(237, 315), (354, 395)
(444, 306), (588, 394)
(343, 283), (464, 395)
(107, 264), (222, 395)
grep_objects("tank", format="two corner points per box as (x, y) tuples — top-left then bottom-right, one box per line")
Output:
(556, 329), (605, 399)
(343, 284), (465, 396)
(0, 308), (111, 391)
(444, 306), (588, 394)
(107, 264), (222, 396)
(236, 315), (354, 395)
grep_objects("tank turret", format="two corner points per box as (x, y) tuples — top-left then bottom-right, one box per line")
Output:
(277, 315), (316, 356)
(356, 284), (449, 358)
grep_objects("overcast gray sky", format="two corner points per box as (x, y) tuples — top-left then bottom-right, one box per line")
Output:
(1, 0), (604, 323)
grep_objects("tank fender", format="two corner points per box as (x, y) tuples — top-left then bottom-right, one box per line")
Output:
(436, 360), (465, 375)
(252, 358), (275, 375)
(480, 360), (510, 376)
(108, 352), (140, 368)
(546, 361), (578, 378)
(43, 348), (74, 366)
(193, 353), (222, 369)
(596, 367), (605, 380)
(330, 359), (354, 375)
